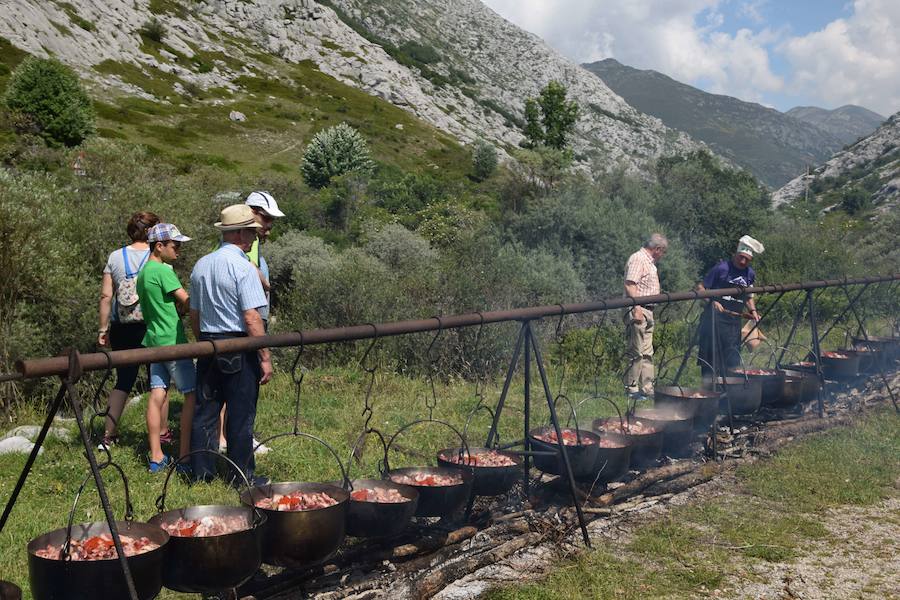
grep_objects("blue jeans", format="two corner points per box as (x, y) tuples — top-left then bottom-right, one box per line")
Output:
(191, 334), (261, 484)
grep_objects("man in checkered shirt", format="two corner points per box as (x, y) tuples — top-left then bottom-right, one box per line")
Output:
(623, 233), (668, 399)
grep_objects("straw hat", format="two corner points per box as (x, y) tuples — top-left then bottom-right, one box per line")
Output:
(214, 204), (264, 231)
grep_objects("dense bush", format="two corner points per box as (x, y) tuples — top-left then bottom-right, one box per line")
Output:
(471, 139), (498, 182)
(4, 56), (95, 147)
(139, 17), (167, 43)
(301, 122), (373, 189)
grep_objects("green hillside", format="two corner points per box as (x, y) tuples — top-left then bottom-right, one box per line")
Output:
(583, 59), (843, 188)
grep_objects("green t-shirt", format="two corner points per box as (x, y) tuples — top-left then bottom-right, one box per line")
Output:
(136, 260), (187, 347)
(247, 237), (260, 267)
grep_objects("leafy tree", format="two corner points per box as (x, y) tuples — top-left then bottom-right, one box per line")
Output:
(139, 17), (166, 43)
(840, 186), (869, 215)
(3, 56), (95, 147)
(523, 81), (579, 150)
(301, 122), (374, 189)
(471, 139), (498, 181)
(653, 150), (770, 270)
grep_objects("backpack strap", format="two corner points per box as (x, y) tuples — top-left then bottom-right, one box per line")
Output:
(122, 246), (150, 279)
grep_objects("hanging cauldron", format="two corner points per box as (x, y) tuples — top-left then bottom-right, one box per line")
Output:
(437, 446), (523, 496)
(654, 386), (721, 432)
(591, 416), (661, 469)
(528, 426), (601, 480)
(780, 367), (821, 404)
(0, 581), (21, 600)
(631, 407), (694, 457)
(28, 520), (167, 600)
(241, 433), (350, 568)
(344, 478), (419, 538)
(851, 335), (899, 360)
(149, 452), (264, 593)
(820, 351), (860, 380)
(703, 376), (761, 415)
(342, 430), (419, 538)
(28, 469), (167, 600)
(382, 419), (475, 518)
(842, 347), (879, 374)
(728, 368), (784, 406)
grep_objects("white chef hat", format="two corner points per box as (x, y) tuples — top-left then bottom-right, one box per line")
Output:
(736, 235), (764, 258)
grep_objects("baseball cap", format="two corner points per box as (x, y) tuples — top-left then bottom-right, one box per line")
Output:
(147, 223), (192, 243)
(245, 191), (285, 218)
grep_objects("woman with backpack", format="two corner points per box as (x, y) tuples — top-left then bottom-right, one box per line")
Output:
(97, 211), (170, 447)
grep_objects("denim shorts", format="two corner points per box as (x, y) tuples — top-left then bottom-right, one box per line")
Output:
(150, 359), (196, 394)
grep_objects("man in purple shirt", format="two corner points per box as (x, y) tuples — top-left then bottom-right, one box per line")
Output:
(697, 236), (764, 377)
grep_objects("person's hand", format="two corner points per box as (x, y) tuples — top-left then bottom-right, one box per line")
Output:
(631, 307), (643, 323)
(750, 309), (760, 322)
(711, 301), (725, 314)
(97, 331), (109, 347)
(259, 357), (273, 385)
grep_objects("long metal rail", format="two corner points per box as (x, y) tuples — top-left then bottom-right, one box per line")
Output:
(14, 275), (900, 380)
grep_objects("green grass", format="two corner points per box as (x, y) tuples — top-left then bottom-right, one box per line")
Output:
(487, 409), (900, 599)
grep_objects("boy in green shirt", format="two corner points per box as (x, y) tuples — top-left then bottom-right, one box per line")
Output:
(137, 223), (196, 473)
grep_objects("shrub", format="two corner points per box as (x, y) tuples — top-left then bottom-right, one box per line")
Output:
(3, 57), (95, 147)
(301, 122), (374, 189)
(471, 139), (498, 182)
(139, 17), (166, 43)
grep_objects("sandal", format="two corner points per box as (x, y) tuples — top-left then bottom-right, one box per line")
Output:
(149, 454), (172, 474)
(96, 435), (118, 450)
(159, 430), (174, 444)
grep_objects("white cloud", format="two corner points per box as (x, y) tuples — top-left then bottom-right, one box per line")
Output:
(481, 0), (784, 104)
(780, 0), (900, 115)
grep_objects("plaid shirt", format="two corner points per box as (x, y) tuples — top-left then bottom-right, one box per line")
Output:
(190, 244), (267, 333)
(624, 248), (660, 298)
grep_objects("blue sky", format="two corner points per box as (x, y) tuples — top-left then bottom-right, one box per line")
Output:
(481, 0), (898, 116)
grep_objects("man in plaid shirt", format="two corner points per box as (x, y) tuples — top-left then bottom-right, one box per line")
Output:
(623, 233), (668, 399)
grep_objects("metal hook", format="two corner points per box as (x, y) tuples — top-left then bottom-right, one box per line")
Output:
(424, 316), (444, 420)
(359, 324), (379, 431)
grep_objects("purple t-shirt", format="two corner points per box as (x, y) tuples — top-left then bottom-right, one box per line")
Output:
(703, 260), (755, 312)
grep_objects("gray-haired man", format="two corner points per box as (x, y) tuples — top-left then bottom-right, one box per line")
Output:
(623, 233), (668, 399)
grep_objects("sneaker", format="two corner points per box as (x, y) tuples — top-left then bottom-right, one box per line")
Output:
(249, 475), (270, 487)
(174, 461), (192, 476)
(159, 430), (174, 444)
(149, 454), (172, 474)
(96, 435), (118, 450)
(253, 438), (270, 456)
(627, 391), (649, 402)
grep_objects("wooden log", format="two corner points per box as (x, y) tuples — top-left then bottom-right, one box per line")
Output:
(592, 461), (697, 507)
(411, 533), (542, 599)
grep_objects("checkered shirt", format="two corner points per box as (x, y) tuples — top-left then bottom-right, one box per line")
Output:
(190, 243), (267, 333)
(624, 248), (660, 297)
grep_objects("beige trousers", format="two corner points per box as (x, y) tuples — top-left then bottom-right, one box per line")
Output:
(624, 308), (655, 395)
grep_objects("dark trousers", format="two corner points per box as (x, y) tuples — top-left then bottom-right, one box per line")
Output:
(698, 307), (743, 377)
(109, 322), (147, 392)
(191, 333), (260, 483)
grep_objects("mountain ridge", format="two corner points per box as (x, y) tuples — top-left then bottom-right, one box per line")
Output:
(581, 58), (857, 188)
(0, 0), (702, 176)
(785, 105), (885, 147)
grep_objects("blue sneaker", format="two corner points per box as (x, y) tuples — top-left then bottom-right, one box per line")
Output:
(149, 454), (172, 474)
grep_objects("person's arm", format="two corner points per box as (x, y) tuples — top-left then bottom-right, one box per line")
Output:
(624, 280), (644, 323)
(746, 296), (759, 321)
(98, 272), (114, 347)
(244, 308), (272, 385)
(171, 288), (190, 316)
(696, 282), (725, 313)
(190, 309), (201, 341)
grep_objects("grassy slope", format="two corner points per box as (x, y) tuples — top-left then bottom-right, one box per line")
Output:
(1, 32), (471, 181)
(487, 408), (900, 600)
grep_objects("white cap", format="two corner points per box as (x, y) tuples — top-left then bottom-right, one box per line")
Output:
(245, 191), (285, 218)
(737, 235), (764, 258)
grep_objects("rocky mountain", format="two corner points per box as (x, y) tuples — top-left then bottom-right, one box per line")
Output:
(0, 0), (699, 173)
(582, 58), (845, 188)
(786, 105), (885, 147)
(773, 111), (900, 213)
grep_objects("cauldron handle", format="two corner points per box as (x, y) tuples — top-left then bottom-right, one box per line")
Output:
(344, 428), (390, 490)
(381, 419), (471, 476)
(462, 404), (498, 448)
(154, 450), (263, 527)
(249, 431), (350, 493)
(552, 393), (582, 443)
(62, 462), (133, 561)
(595, 395), (625, 433)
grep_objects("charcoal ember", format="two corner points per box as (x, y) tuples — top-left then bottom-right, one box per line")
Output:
(440, 450), (517, 467)
(534, 429), (593, 446)
(255, 491), (338, 511)
(350, 487), (408, 503)
(34, 534), (159, 561)
(160, 514), (250, 537)
(390, 472), (463, 486)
